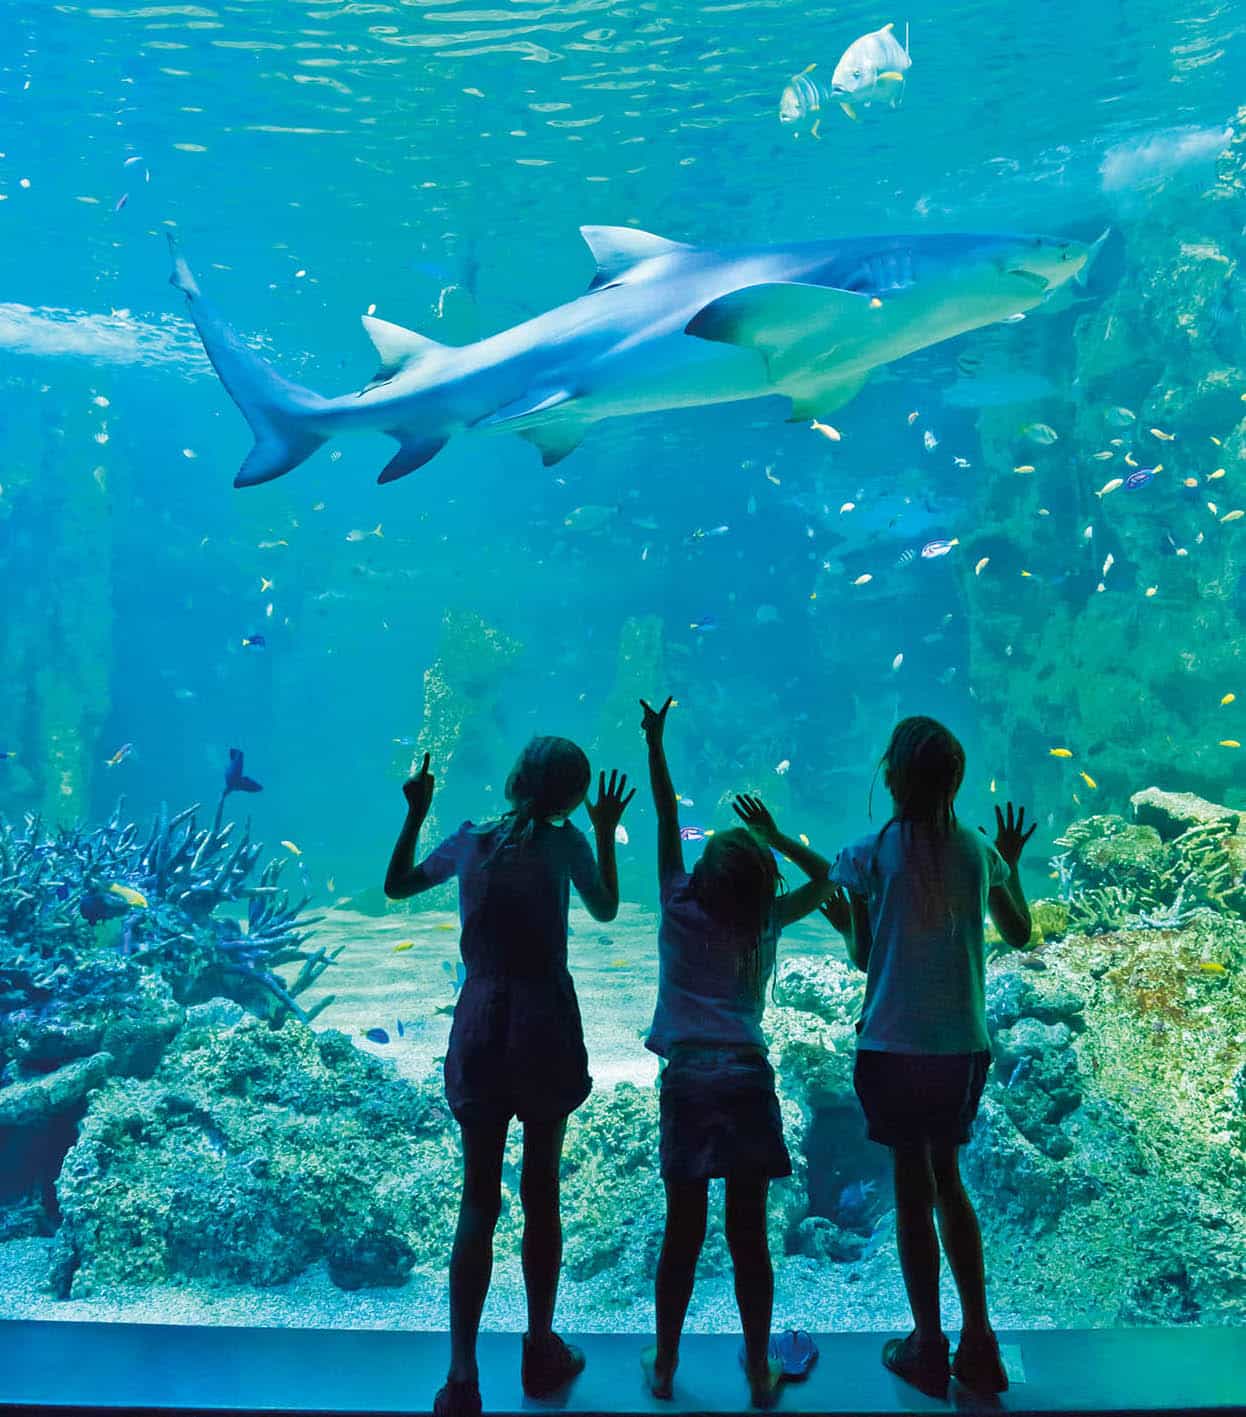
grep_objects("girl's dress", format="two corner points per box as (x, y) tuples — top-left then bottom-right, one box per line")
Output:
(419, 818), (598, 1124)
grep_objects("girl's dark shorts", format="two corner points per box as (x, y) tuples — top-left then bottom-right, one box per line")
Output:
(659, 1045), (792, 1182)
(445, 974), (591, 1126)
(853, 1047), (992, 1148)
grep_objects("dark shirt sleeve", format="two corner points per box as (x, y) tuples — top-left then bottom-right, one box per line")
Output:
(417, 821), (470, 886)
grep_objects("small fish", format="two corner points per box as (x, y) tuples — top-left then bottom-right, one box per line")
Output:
(393, 940), (416, 953)
(689, 616), (717, 633)
(1208, 502), (1219, 516)
(224, 747), (262, 796)
(1049, 747), (1074, 758)
(1005, 1057), (1032, 1089)
(920, 537), (959, 559)
(614, 823), (629, 846)
(829, 21), (911, 112)
(241, 634), (266, 649)
(0, 749), (16, 762)
(839, 501), (856, 514)
(280, 840), (302, 856)
(1197, 961), (1227, 976)
(257, 538), (288, 549)
(895, 547), (916, 567)
(974, 557), (990, 576)
(1221, 509), (1244, 523)
(953, 455), (971, 468)
(1149, 427), (1175, 441)
(799, 833), (811, 846)
(680, 826), (708, 842)
(1144, 585), (1158, 597)
(608, 958), (629, 969)
(1014, 464), (1035, 474)
(1105, 406), (1136, 427)
(1124, 467), (1158, 490)
(1124, 451), (1139, 467)
(852, 573), (873, 586)
(1183, 477), (1199, 488)
(441, 959), (467, 994)
(677, 795), (695, 807)
(1092, 450), (1115, 461)
(260, 576), (273, 592)
(113, 193), (129, 213)
(891, 652), (904, 671)
(346, 523), (383, 542)
(1221, 693), (1236, 706)
(989, 778), (997, 793)
(775, 759), (791, 775)
(434, 922), (458, 932)
(362, 1027), (390, 1045)
(907, 410), (919, 425)
(1022, 422), (1058, 445)
(922, 430), (938, 452)
(1209, 468), (1226, 481)
(105, 743), (134, 768)
(123, 155), (144, 167)
(1102, 552), (1115, 576)
(810, 419), (842, 442)
(108, 883), (148, 908)
(1219, 739), (1241, 748)
(1079, 771), (1097, 790)
(1096, 478), (1124, 498)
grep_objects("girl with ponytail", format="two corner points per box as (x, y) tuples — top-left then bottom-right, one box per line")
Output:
(823, 716), (1035, 1401)
(385, 737), (634, 1417)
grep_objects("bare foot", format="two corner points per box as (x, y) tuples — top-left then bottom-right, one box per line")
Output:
(746, 1356), (784, 1409)
(640, 1344), (676, 1400)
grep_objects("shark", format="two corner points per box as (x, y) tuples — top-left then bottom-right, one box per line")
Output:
(168, 225), (1089, 488)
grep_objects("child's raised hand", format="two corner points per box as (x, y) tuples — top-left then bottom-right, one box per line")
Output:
(586, 769), (636, 833)
(639, 696), (674, 743)
(402, 753), (435, 816)
(818, 885), (851, 936)
(733, 792), (778, 844)
(982, 800), (1036, 867)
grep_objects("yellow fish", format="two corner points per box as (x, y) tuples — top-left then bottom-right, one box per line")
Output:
(434, 921), (458, 931)
(1079, 770), (1097, 790)
(327, 876), (335, 892)
(280, 840), (302, 855)
(810, 419), (842, 442)
(1219, 740), (1241, 749)
(1209, 468), (1226, 480)
(392, 940), (416, 953)
(109, 884), (148, 908)
(1221, 693), (1236, 706)
(1049, 747), (1074, 759)
(1145, 585), (1158, 597)
(608, 958), (629, 969)
(1014, 464), (1035, 474)
(1221, 509), (1244, 523)
(1124, 451), (1138, 467)
(974, 557), (990, 575)
(260, 577), (273, 592)
(1149, 427), (1175, 441)
(1020, 569), (1033, 578)
(1183, 477), (1198, 488)
(1198, 961), (1227, 976)
(1095, 478), (1123, 498)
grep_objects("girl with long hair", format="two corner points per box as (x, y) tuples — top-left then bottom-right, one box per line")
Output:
(823, 716), (1034, 1399)
(638, 696), (833, 1408)
(385, 739), (634, 1417)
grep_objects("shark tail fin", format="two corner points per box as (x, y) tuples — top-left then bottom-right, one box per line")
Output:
(168, 235), (329, 487)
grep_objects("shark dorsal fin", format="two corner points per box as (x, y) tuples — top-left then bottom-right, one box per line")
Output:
(360, 315), (446, 380)
(580, 226), (690, 291)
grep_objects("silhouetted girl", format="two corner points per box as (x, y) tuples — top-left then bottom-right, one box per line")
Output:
(385, 740), (634, 1417)
(638, 696), (832, 1408)
(822, 716), (1034, 1399)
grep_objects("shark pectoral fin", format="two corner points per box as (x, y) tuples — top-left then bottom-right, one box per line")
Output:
(361, 315), (447, 385)
(475, 386), (577, 430)
(377, 433), (448, 484)
(685, 282), (877, 372)
(520, 422), (588, 467)
(786, 374), (869, 421)
(579, 226), (692, 292)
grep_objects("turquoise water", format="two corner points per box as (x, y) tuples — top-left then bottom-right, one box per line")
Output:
(2, 0), (1246, 1338)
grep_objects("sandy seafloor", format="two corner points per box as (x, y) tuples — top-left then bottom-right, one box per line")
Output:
(0, 902), (1074, 1334)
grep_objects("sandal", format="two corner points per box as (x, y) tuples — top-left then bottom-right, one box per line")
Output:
(952, 1330), (1009, 1394)
(521, 1331), (586, 1397)
(432, 1379), (482, 1417)
(882, 1331), (950, 1400)
(736, 1330), (820, 1381)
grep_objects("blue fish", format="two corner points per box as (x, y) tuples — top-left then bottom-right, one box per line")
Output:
(0, 750), (15, 762)
(396, 1019), (405, 1038)
(241, 634), (266, 649)
(441, 959), (467, 995)
(224, 748), (262, 796)
(689, 617), (717, 633)
(680, 826), (707, 842)
(363, 1026), (390, 1044)
(1124, 467), (1158, 490)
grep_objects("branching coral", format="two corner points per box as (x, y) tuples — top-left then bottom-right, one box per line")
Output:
(0, 798), (332, 1041)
